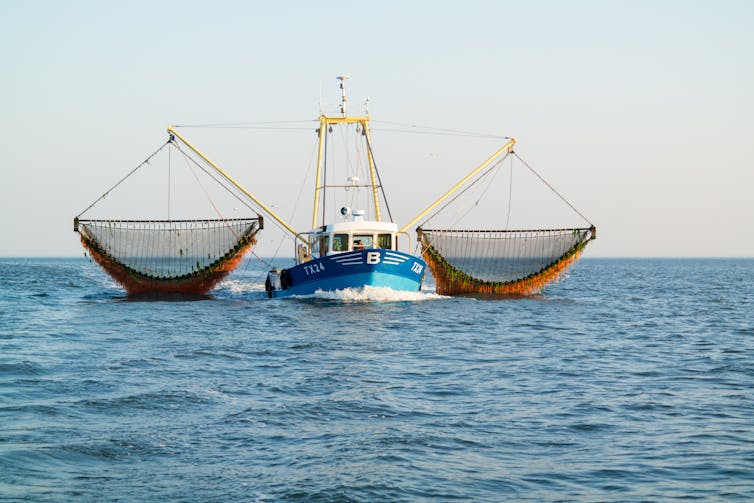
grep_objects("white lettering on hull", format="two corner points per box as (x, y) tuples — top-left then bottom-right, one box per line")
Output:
(303, 262), (326, 276)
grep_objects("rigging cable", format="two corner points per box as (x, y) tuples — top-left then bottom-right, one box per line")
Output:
(173, 120), (509, 139)
(172, 120), (316, 129)
(170, 141), (297, 238)
(449, 154), (505, 230)
(417, 153), (510, 254)
(75, 140), (171, 218)
(269, 138), (320, 263)
(418, 152), (511, 231)
(170, 142), (258, 215)
(372, 120), (509, 139)
(349, 126), (361, 212)
(505, 154), (513, 230)
(176, 147), (239, 239)
(362, 130), (393, 222)
(167, 142), (171, 220)
(512, 152), (593, 227)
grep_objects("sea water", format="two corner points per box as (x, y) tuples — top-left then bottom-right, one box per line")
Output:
(1, 257), (753, 501)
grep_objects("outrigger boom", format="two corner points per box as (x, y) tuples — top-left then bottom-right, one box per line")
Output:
(167, 125), (306, 243)
(399, 137), (516, 234)
(169, 111), (516, 244)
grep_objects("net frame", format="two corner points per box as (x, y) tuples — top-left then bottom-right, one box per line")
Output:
(76, 217), (261, 295)
(420, 226), (595, 296)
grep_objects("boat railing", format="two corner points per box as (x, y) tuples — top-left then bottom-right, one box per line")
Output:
(294, 232), (316, 265)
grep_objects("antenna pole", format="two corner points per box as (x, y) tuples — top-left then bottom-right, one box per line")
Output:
(319, 80), (323, 115)
(337, 75), (349, 117)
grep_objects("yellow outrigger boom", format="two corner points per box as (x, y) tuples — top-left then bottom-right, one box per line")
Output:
(399, 137), (516, 234)
(167, 125), (304, 242)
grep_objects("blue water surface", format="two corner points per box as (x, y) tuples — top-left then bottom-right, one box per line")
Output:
(1, 257), (753, 501)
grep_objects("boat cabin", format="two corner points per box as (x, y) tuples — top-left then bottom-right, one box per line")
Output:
(297, 213), (402, 263)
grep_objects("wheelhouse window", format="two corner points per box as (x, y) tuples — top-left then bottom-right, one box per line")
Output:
(352, 235), (374, 250)
(377, 233), (393, 250)
(332, 234), (349, 252)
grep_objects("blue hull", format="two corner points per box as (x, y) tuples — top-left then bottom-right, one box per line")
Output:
(266, 249), (426, 298)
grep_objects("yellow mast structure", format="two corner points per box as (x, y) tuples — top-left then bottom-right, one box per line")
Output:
(311, 76), (382, 228)
(361, 119), (381, 222)
(167, 125), (305, 243)
(399, 137), (516, 234)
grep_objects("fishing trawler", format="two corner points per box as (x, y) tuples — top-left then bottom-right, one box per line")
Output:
(74, 76), (595, 297)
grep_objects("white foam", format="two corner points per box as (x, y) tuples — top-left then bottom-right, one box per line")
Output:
(298, 285), (446, 302)
(219, 279), (266, 294)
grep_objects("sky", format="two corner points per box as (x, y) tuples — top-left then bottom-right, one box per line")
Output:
(1, 0), (753, 257)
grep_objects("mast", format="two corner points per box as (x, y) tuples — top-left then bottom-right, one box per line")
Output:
(312, 116), (327, 228)
(362, 120), (381, 222)
(311, 76), (382, 228)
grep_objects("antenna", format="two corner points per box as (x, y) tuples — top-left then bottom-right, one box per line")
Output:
(336, 75), (349, 117)
(364, 96), (370, 115)
(319, 80), (323, 115)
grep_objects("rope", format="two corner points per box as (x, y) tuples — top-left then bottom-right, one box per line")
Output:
(170, 142), (255, 212)
(372, 120), (509, 140)
(418, 150), (594, 263)
(418, 151), (511, 232)
(75, 140), (171, 218)
(168, 143), (171, 220)
(177, 148), (239, 240)
(173, 121), (509, 140)
(269, 139), (319, 265)
(172, 120), (315, 129)
(449, 154), (504, 230)
(247, 247), (275, 270)
(169, 141), (303, 238)
(513, 152), (593, 227)
(505, 155), (513, 230)
(418, 158), (506, 256)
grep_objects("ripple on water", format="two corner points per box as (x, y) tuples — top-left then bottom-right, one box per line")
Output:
(2, 258), (754, 501)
